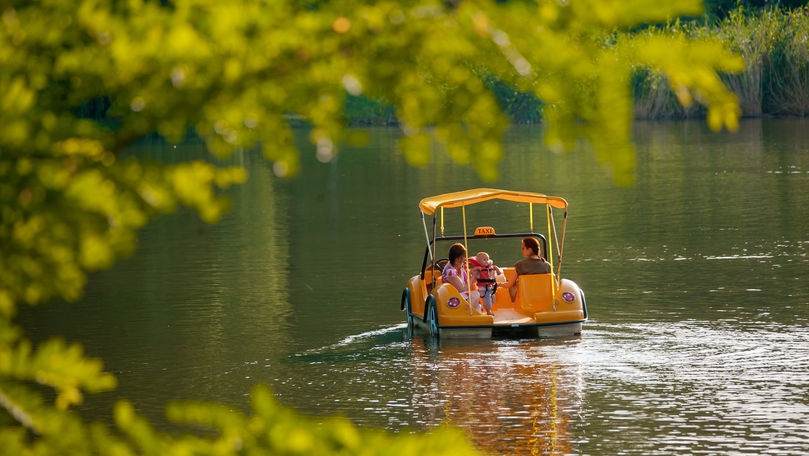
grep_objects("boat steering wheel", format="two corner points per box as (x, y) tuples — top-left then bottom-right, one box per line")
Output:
(430, 258), (449, 272)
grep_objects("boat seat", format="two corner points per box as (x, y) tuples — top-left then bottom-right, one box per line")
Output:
(424, 261), (446, 293)
(425, 276), (443, 293)
(517, 274), (554, 314)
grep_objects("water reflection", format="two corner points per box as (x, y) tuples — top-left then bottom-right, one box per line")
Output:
(17, 119), (809, 454)
(18, 140), (295, 423)
(408, 337), (584, 455)
(579, 320), (809, 455)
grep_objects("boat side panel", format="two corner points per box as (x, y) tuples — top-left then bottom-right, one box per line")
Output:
(557, 278), (586, 319)
(433, 283), (495, 326)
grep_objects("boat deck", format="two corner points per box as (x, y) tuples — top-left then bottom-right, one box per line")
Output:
(491, 308), (534, 325)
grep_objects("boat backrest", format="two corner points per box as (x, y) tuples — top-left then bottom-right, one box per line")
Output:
(424, 264), (444, 293)
(517, 274), (554, 314)
(425, 275), (443, 294)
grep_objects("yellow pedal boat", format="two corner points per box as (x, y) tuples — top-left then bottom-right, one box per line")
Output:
(401, 188), (587, 339)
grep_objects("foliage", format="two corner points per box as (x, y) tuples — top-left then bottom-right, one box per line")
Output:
(0, 381), (483, 455)
(481, 73), (544, 125)
(630, 6), (809, 119)
(704, 0), (808, 20)
(344, 6), (809, 125)
(1, 0), (744, 454)
(757, 7), (809, 115)
(344, 95), (398, 126)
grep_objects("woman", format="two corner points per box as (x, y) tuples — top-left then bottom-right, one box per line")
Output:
(441, 243), (482, 312)
(502, 237), (551, 301)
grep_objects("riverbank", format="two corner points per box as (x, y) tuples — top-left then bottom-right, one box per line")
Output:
(346, 7), (808, 125)
(76, 7), (807, 126)
(632, 7), (809, 120)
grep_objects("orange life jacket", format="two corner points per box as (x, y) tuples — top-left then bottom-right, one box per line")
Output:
(468, 258), (496, 285)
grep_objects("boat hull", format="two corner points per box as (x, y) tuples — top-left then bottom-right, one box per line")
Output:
(403, 269), (587, 340)
(410, 318), (582, 339)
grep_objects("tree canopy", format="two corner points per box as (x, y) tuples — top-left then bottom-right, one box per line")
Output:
(0, 0), (742, 453)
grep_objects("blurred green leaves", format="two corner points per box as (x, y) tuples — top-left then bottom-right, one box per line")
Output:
(3, 0), (743, 182)
(0, 0), (744, 453)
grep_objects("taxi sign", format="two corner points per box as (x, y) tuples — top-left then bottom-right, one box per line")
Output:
(474, 226), (496, 236)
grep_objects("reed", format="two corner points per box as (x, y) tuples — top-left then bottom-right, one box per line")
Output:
(632, 65), (704, 119)
(630, 7), (809, 119)
(760, 8), (809, 115)
(712, 9), (766, 117)
(626, 22), (703, 120)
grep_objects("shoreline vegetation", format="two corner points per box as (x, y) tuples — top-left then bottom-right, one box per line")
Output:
(2, 1), (800, 454)
(311, 6), (809, 126)
(632, 7), (809, 121)
(75, 7), (808, 127)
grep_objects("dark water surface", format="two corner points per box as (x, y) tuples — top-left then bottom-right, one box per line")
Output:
(21, 119), (809, 455)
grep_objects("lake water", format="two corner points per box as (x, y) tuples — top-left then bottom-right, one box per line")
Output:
(20, 119), (809, 455)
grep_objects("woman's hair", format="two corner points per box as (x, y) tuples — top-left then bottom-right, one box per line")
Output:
(522, 237), (540, 256)
(448, 243), (467, 265)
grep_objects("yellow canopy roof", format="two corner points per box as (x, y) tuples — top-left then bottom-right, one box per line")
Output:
(419, 188), (567, 215)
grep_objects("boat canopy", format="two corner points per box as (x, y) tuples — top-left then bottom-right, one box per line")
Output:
(419, 188), (567, 215)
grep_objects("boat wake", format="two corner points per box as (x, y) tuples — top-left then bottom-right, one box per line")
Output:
(301, 323), (407, 355)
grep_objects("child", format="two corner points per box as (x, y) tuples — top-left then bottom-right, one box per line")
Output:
(469, 252), (502, 316)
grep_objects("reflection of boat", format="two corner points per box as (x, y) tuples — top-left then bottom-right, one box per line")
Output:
(401, 189), (587, 339)
(408, 337), (583, 455)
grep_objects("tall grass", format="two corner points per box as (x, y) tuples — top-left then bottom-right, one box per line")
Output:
(344, 8), (809, 125)
(633, 7), (809, 119)
(75, 9), (808, 124)
(712, 9), (766, 116)
(760, 8), (809, 115)
(631, 60), (705, 120)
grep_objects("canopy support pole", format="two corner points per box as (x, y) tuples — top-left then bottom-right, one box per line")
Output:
(462, 203), (473, 316)
(546, 204), (556, 305)
(529, 203), (533, 233)
(549, 208), (561, 286)
(440, 207), (444, 237)
(421, 211), (433, 264)
(546, 205), (554, 270)
(556, 209), (568, 285)
(431, 212), (437, 291)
